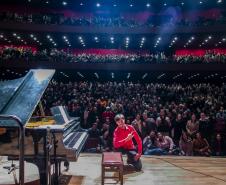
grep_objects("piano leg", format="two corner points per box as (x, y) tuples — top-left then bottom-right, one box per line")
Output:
(53, 134), (60, 185)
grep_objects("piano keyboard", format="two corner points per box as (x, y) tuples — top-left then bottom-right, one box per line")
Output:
(69, 132), (87, 149)
(64, 132), (82, 146)
(63, 132), (87, 149)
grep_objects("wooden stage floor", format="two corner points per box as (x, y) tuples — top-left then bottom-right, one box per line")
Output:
(60, 153), (226, 185)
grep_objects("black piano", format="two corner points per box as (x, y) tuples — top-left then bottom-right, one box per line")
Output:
(0, 70), (88, 185)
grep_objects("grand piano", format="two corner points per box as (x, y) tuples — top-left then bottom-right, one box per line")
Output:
(0, 70), (88, 185)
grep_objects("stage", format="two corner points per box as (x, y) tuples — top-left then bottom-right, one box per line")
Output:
(59, 154), (226, 185)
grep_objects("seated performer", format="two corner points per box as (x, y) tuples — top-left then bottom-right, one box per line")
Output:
(113, 114), (142, 171)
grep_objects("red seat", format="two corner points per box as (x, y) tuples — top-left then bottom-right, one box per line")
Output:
(103, 152), (122, 164)
(102, 152), (123, 185)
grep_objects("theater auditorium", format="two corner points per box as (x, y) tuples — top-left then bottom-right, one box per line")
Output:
(1, 0), (226, 185)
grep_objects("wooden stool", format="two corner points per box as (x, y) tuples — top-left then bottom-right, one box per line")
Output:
(102, 152), (123, 185)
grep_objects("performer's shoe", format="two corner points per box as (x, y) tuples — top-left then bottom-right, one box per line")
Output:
(126, 159), (133, 164)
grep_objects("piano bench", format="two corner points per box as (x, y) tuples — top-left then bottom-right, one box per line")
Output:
(101, 152), (123, 185)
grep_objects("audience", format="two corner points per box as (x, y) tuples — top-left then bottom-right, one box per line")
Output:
(156, 132), (175, 155)
(193, 132), (211, 156)
(186, 114), (199, 138)
(211, 133), (226, 156)
(179, 131), (193, 156)
(33, 81), (226, 156)
(172, 113), (186, 145)
(143, 131), (166, 155)
(1, 47), (226, 64)
(132, 113), (147, 139)
(1, 11), (225, 28)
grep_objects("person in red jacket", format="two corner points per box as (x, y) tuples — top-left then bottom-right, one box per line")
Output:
(113, 114), (142, 171)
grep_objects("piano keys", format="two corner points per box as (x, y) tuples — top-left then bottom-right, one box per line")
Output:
(38, 106), (89, 161)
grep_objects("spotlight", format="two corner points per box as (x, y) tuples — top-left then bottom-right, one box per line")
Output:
(62, 1), (67, 6)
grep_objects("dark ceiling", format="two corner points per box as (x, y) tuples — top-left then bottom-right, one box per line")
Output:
(1, 68), (226, 83)
(1, 0), (226, 11)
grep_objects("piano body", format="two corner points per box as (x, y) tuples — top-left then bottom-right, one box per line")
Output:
(0, 70), (88, 185)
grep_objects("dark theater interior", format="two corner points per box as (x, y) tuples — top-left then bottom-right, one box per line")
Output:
(1, 1), (226, 185)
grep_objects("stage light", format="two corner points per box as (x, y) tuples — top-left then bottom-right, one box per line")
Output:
(208, 36), (212, 39)
(96, 3), (100, 7)
(80, 2), (84, 6)
(199, 1), (203, 4)
(164, 3), (167, 6)
(113, 4), (117, 7)
(110, 37), (114, 40)
(46, 1), (49, 4)
(62, 1), (67, 6)
(94, 37), (98, 40)
(181, 2), (184, 5)
(142, 73), (148, 79)
(146, 3), (150, 7)
(217, 0), (222, 3)
(130, 4), (133, 7)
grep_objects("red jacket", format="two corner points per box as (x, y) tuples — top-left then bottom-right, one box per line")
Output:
(113, 124), (142, 155)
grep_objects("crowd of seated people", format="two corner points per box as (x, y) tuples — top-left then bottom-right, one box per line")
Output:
(1, 47), (226, 64)
(0, 11), (226, 28)
(36, 81), (226, 156)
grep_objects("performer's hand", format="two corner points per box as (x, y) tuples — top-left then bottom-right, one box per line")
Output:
(125, 133), (133, 142)
(134, 153), (141, 161)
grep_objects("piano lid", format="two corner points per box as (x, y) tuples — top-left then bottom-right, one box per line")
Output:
(0, 69), (55, 127)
